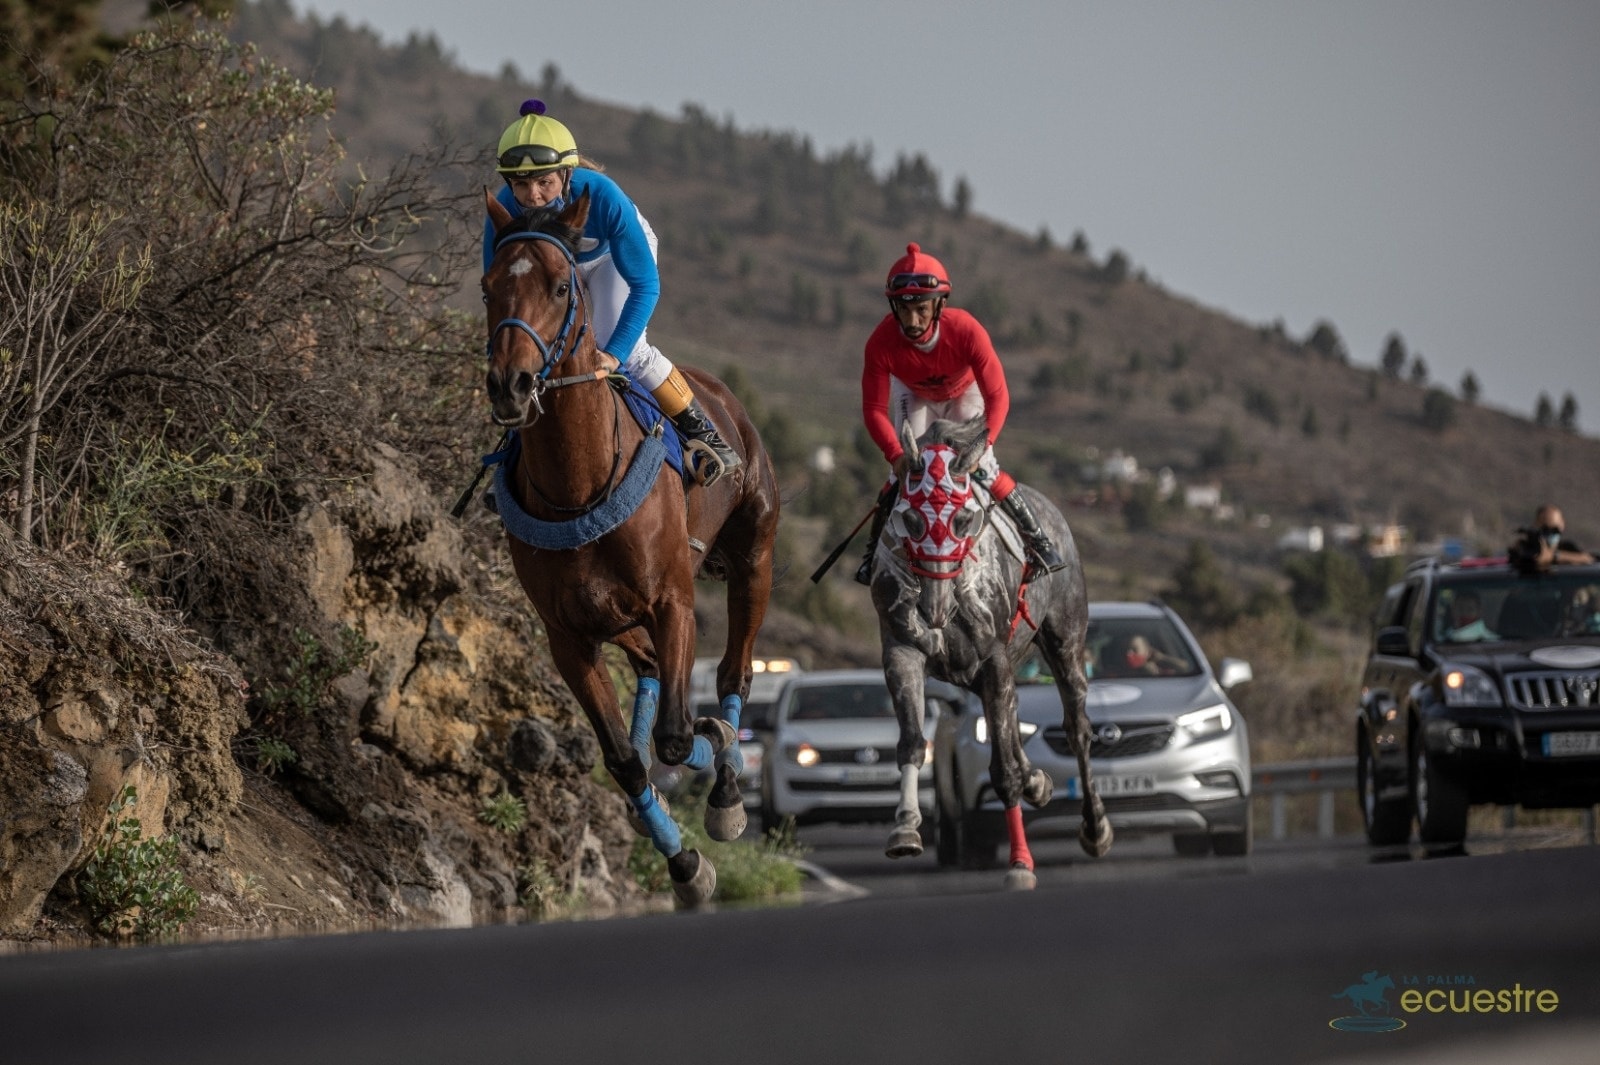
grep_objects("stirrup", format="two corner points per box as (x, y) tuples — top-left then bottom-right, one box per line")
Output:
(682, 439), (737, 487)
(1024, 543), (1066, 580)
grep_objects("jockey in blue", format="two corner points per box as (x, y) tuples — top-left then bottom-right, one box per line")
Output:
(484, 99), (740, 485)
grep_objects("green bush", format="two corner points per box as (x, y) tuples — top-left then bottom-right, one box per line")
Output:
(77, 786), (199, 940)
(260, 625), (376, 717)
(479, 792), (528, 834)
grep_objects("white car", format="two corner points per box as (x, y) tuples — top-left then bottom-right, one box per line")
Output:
(760, 668), (965, 838)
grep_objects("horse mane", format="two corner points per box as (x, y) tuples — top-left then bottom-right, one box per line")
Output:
(492, 202), (583, 256)
(921, 414), (989, 453)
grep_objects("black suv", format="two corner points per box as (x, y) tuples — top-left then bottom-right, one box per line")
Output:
(1356, 557), (1600, 847)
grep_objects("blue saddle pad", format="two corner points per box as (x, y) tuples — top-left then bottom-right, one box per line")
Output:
(617, 376), (688, 480)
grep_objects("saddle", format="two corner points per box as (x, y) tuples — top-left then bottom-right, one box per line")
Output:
(970, 478), (1029, 567)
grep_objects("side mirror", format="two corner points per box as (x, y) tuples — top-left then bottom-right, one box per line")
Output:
(1217, 658), (1253, 691)
(1375, 626), (1412, 657)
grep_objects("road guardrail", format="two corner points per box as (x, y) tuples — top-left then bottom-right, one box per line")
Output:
(1253, 757), (1355, 840)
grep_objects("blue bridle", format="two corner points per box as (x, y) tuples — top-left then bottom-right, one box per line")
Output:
(485, 229), (589, 383)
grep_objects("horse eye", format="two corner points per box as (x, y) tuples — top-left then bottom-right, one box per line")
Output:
(556, 281), (570, 298)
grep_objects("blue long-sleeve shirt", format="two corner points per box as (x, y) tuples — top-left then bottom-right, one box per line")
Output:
(482, 169), (661, 360)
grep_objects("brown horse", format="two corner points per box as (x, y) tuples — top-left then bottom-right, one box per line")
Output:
(482, 190), (779, 907)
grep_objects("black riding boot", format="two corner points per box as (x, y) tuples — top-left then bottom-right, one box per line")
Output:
(672, 400), (741, 487)
(1001, 490), (1066, 578)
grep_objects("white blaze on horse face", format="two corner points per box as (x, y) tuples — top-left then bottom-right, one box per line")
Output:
(900, 443), (975, 577)
(508, 258), (533, 278)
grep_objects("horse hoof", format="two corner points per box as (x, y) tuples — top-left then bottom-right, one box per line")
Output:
(1080, 818), (1113, 858)
(1023, 767), (1053, 808)
(1004, 863), (1038, 891)
(704, 800), (747, 842)
(885, 825), (923, 859)
(626, 787), (670, 838)
(670, 850), (717, 909)
(692, 717), (737, 753)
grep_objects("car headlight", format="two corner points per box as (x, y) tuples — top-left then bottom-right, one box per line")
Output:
(1177, 703), (1232, 741)
(791, 743), (819, 767)
(973, 718), (1039, 745)
(1438, 664), (1501, 707)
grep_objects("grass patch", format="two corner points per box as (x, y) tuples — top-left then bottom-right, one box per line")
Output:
(628, 785), (807, 903)
(76, 786), (199, 940)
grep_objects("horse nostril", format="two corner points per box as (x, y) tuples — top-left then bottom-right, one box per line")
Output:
(512, 371), (535, 402)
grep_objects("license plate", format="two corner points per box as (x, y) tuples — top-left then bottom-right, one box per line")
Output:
(1542, 732), (1600, 757)
(1067, 774), (1157, 798)
(840, 766), (895, 784)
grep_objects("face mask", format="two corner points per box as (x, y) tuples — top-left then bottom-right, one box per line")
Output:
(1126, 650), (1149, 668)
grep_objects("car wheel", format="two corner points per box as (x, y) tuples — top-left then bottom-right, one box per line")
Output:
(1359, 728), (1411, 846)
(1412, 740), (1468, 846)
(935, 797), (960, 868)
(957, 812), (1001, 870)
(1172, 833), (1211, 857)
(1210, 807), (1253, 857)
(758, 770), (782, 838)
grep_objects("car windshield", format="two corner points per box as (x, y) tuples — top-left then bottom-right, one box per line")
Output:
(1434, 573), (1600, 644)
(786, 682), (896, 721)
(1086, 616), (1202, 679)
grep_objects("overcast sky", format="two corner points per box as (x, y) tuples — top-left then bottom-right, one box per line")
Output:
(293, 0), (1600, 434)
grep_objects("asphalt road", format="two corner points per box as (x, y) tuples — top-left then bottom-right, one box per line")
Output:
(3, 834), (1598, 1065)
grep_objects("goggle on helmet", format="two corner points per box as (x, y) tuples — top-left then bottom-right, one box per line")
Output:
(496, 99), (579, 177)
(884, 242), (952, 301)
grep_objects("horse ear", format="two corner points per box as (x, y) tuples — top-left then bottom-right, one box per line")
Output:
(487, 187), (513, 232)
(954, 415), (989, 474)
(898, 420), (918, 464)
(561, 188), (592, 232)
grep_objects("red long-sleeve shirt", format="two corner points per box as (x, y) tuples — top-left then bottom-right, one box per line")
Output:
(861, 307), (1010, 463)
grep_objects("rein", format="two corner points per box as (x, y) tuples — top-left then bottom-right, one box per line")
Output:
(486, 229), (594, 413)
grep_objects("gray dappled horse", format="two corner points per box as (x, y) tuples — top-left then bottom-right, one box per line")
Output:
(867, 415), (1111, 889)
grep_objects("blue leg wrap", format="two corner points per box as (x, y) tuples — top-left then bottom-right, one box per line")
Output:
(631, 785), (682, 857)
(630, 677), (659, 769)
(683, 734), (714, 771)
(715, 693), (744, 775)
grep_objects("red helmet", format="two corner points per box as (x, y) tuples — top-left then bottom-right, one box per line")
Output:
(884, 243), (952, 301)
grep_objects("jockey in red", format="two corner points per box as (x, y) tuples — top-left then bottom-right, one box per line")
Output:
(856, 243), (1067, 584)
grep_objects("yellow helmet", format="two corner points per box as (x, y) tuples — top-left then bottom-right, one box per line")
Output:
(495, 99), (579, 176)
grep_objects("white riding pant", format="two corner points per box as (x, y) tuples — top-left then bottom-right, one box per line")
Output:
(581, 209), (672, 392)
(888, 376), (1000, 482)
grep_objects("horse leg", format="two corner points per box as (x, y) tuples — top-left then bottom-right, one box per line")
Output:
(547, 632), (716, 907)
(976, 659), (1039, 889)
(1037, 623), (1113, 858)
(650, 589), (741, 842)
(882, 645), (930, 858)
(704, 505), (777, 837)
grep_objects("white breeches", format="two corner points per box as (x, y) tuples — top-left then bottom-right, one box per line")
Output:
(888, 376), (1000, 481)
(582, 208), (672, 391)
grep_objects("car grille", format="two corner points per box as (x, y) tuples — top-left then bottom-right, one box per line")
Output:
(1041, 722), (1175, 759)
(809, 746), (897, 765)
(1509, 671), (1600, 710)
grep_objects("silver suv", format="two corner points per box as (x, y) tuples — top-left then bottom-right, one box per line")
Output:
(932, 601), (1254, 867)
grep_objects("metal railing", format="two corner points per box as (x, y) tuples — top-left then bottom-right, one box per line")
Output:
(1252, 756), (1600, 842)
(1253, 757), (1355, 840)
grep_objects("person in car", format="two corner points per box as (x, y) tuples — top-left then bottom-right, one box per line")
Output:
(1508, 504), (1593, 574)
(1443, 590), (1497, 642)
(1565, 585), (1600, 636)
